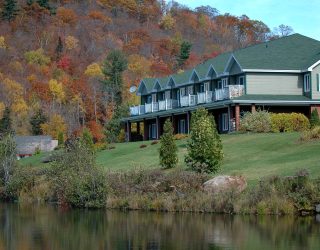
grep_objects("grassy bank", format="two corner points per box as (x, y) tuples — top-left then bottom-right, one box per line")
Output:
(21, 132), (320, 183)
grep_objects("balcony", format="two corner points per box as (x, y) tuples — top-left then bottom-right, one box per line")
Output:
(180, 95), (197, 107)
(129, 85), (244, 116)
(197, 91), (213, 104)
(159, 99), (179, 111)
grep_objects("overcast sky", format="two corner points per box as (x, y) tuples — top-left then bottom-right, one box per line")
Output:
(175, 0), (320, 40)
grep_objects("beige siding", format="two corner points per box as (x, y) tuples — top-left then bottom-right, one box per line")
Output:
(312, 64), (320, 100)
(246, 73), (303, 95)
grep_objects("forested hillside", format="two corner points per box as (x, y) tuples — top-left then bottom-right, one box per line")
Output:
(0, 0), (292, 140)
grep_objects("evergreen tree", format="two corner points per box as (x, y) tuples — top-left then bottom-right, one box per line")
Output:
(55, 36), (63, 60)
(1, 0), (19, 22)
(30, 109), (47, 135)
(80, 128), (95, 153)
(177, 40), (192, 67)
(105, 105), (129, 143)
(0, 107), (12, 135)
(102, 50), (128, 106)
(159, 119), (178, 169)
(0, 133), (16, 189)
(310, 109), (320, 128)
(57, 131), (64, 147)
(185, 108), (223, 173)
(37, 0), (50, 10)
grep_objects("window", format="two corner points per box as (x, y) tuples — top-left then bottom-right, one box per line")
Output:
(238, 76), (245, 85)
(217, 80), (222, 89)
(180, 87), (186, 96)
(187, 85), (194, 95)
(222, 78), (228, 88)
(200, 83), (204, 92)
(165, 90), (171, 99)
(147, 95), (152, 104)
(204, 82), (210, 91)
(317, 74), (320, 92)
(152, 93), (157, 103)
(222, 113), (229, 132)
(304, 74), (311, 92)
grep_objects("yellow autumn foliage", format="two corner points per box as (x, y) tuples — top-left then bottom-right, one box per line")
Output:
(41, 114), (67, 139)
(0, 36), (7, 49)
(84, 63), (103, 78)
(11, 98), (29, 116)
(49, 79), (65, 103)
(128, 54), (151, 78)
(0, 102), (5, 118)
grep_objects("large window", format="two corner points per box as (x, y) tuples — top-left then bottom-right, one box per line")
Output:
(304, 74), (311, 92)
(152, 93), (157, 102)
(222, 78), (228, 88)
(187, 85), (194, 95)
(238, 76), (245, 85)
(149, 124), (157, 139)
(178, 119), (186, 134)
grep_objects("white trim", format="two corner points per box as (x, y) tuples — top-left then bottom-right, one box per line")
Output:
(206, 64), (218, 78)
(238, 76), (245, 85)
(189, 69), (200, 82)
(223, 54), (243, 74)
(304, 73), (311, 92)
(243, 69), (302, 73)
(152, 80), (162, 92)
(307, 60), (320, 71)
(164, 76), (176, 89)
(234, 100), (318, 104)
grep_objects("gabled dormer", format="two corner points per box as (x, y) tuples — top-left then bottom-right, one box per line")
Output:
(189, 69), (200, 83)
(224, 54), (243, 75)
(206, 64), (218, 79)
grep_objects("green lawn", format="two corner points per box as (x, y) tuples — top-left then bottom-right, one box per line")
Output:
(21, 133), (320, 183)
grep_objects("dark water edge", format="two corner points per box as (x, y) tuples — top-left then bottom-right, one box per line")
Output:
(0, 203), (320, 250)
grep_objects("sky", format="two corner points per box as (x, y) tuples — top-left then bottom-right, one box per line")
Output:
(175, 0), (320, 40)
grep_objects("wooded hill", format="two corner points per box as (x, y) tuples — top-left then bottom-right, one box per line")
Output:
(0, 0), (292, 141)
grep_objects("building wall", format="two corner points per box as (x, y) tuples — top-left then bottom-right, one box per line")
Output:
(246, 72), (303, 95)
(311, 64), (320, 100)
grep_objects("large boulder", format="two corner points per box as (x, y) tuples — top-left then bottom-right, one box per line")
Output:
(203, 175), (247, 194)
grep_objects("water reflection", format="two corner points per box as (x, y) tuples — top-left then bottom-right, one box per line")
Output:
(0, 203), (319, 250)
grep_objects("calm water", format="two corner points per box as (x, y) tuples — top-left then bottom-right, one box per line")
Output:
(0, 203), (320, 250)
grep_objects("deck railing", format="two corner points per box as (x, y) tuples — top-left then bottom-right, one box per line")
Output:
(129, 85), (245, 116)
(180, 95), (197, 107)
(197, 91), (213, 104)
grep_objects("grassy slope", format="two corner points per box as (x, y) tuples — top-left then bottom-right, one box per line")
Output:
(21, 133), (320, 183)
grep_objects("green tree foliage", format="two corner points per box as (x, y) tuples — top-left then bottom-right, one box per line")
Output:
(185, 108), (223, 173)
(102, 50), (128, 106)
(57, 131), (64, 147)
(0, 107), (12, 135)
(80, 128), (94, 153)
(105, 105), (129, 143)
(310, 109), (320, 128)
(50, 138), (107, 208)
(177, 40), (192, 67)
(159, 119), (178, 169)
(24, 48), (50, 66)
(0, 133), (16, 190)
(30, 109), (47, 135)
(1, 0), (19, 22)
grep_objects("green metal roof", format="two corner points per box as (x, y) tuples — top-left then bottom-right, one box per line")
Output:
(138, 34), (320, 94)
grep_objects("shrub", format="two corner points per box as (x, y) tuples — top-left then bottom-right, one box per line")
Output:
(140, 144), (147, 148)
(310, 109), (320, 128)
(240, 110), (272, 132)
(174, 133), (189, 140)
(159, 119), (178, 169)
(271, 113), (310, 132)
(50, 139), (107, 208)
(185, 108), (223, 173)
(94, 142), (108, 151)
(300, 126), (320, 141)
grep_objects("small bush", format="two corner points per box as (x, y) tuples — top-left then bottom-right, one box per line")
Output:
(240, 110), (272, 132)
(94, 142), (107, 151)
(151, 140), (158, 145)
(139, 144), (147, 148)
(174, 134), (188, 140)
(271, 113), (310, 132)
(300, 126), (320, 141)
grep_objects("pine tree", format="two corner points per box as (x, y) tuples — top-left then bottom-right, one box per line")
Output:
(0, 107), (12, 135)
(310, 109), (320, 128)
(177, 40), (192, 67)
(102, 50), (128, 106)
(159, 119), (178, 169)
(55, 36), (63, 61)
(30, 109), (47, 135)
(37, 0), (50, 10)
(185, 108), (223, 173)
(1, 0), (19, 22)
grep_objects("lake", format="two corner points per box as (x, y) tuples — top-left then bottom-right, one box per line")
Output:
(0, 203), (319, 250)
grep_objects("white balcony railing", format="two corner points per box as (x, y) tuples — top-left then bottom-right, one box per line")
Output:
(214, 88), (229, 101)
(197, 91), (213, 104)
(145, 102), (159, 113)
(130, 105), (145, 116)
(159, 99), (179, 111)
(180, 95), (197, 107)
